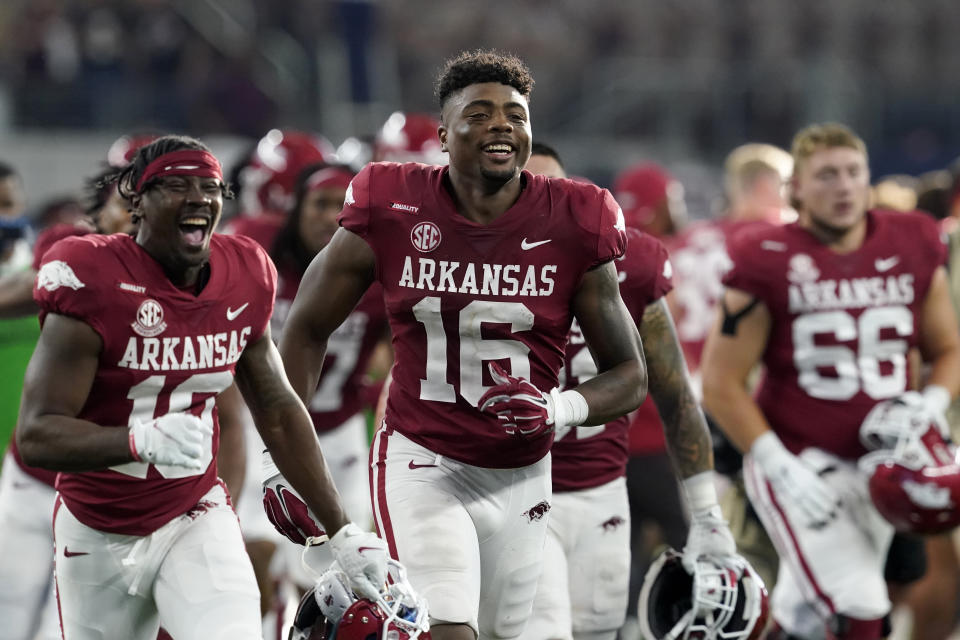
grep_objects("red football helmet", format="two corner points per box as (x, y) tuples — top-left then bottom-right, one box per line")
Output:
(860, 399), (960, 534)
(289, 559), (431, 640)
(639, 549), (768, 640)
(613, 163), (686, 236)
(240, 129), (336, 216)
(106, 133), (161, 168)
(373, 112), (447, 165)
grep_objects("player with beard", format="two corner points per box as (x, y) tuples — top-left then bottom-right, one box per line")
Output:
(702, 123), (960, 640)
(16, 135), (387, 640)
(519, 148), (744, 640)
(274, 50), (646, 640)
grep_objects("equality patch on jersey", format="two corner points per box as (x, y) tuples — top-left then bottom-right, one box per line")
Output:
(132, 298), (167, 337)
(410, 221), (441, 252)
(36, 260), (86, 292)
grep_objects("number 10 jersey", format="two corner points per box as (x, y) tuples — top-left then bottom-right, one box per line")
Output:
(34, 233), (276, 534)
(338, 162), (626, 468)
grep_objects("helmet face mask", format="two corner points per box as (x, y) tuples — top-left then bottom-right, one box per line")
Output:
(860, 401), (960, 535)
(290, 559), (431, 640)
(640, 549), (768, 640)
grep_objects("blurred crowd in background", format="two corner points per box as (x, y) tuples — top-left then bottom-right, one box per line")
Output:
(2, 0), (960, 189)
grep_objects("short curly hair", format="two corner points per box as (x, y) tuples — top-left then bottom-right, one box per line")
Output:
(435, 49), (534, 110)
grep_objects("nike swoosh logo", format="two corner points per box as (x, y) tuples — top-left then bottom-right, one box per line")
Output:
(226, 302), (250, 321)
(357, 546), (381, 553)
(521, 238), (552, 250)
(63, 547), (89, 558)
(408, 460), (438, 470)
(875, 256), (900, 272)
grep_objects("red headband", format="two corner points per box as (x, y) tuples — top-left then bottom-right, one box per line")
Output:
(136, 149), (223, 192)
(305, 167), (354, 192)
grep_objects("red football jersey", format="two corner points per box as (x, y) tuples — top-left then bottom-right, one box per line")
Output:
(7, 224), (94, 488)
(223, 215), (284, 252)
(724, 210), (946, 459)
(339, 163), (626, 468)
(666, 219), (772, 374)
(274, 264), (388, 432)
(553, 228), (672, 491)
(34, 233), (276, 534)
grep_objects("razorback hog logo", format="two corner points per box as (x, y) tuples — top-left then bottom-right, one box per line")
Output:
(36, 260), (86, 292)
(523, 501), (551, 523)
(184, 499), (216, 521)
(600, 516), (625, 532)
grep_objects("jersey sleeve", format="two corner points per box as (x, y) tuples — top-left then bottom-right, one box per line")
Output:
(912, 210), (949, 301)
(232, 235), (278, 343)
(33, 237), (107, 339)
(722, 226), (772, 300)
(31, 224), (89, 270)
(337, 163), (374, 239)
(651, 241), (674, 301)
(620, 230), (673, 324)
(592, 188), (628, 268)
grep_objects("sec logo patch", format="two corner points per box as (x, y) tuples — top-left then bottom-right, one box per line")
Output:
(411, 221), (441, 253)
(132, 299), (167, 337)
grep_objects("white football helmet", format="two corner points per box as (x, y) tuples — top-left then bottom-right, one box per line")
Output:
(639, 549), (768, 640)
(860, 392), (948, 453)
(289, 559), (430, 640)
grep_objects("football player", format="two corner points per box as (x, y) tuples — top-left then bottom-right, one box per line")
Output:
(701, 123), (960, 640)
(236, 163), (390, 636)
(16, 135), (386, 640)
(275, 50), (646, 640)
(520, 150), (743, 640)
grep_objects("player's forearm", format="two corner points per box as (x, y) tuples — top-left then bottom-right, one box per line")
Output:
(574, 356), (646, 425)
(277, 328), (328, 405)
(257, 407), (350, 534)
(701, 379), (772, 455)
(651, 385), (714, 479)
(642, 299), (713, 478)
(16, 415), (133, 471)
(925, 347), (960, 400)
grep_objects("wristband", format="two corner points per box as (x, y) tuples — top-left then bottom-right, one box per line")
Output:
(750, 431), (784, 461)
(922, 385), (951, 415)
(549, 388), (589, 428)
(128, 427), (142, 462)
(682, 471), (719, 514)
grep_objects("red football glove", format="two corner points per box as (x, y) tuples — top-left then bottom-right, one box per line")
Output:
(478, 362), (554, 439)
(261, 450), (326, 545)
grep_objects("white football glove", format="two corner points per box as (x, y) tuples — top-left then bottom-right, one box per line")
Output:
(128, 412), (211, 470)
(328, 522), (388, 601)
(683, 505), (740, 575)
(750, 432), (839, 529)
